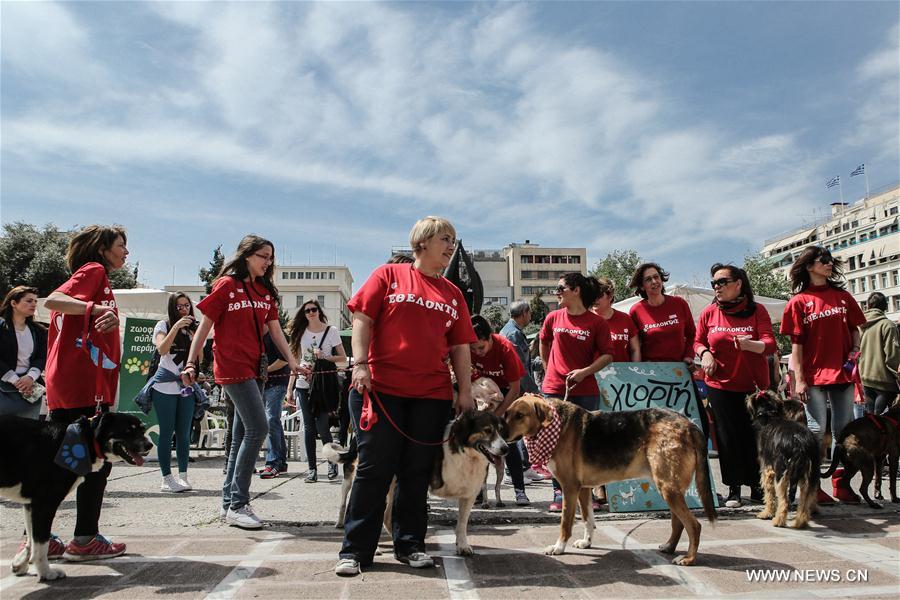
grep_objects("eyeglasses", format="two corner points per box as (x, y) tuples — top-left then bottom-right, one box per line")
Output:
(710, 278), (735, 289)
(555, 285), (569, 294)
(176, 303), (192, 310)
(815, 255), (833, 265)
(253, 253), (274, 263)
(643, 274), (662, 284)
(304, 307), (319, 314)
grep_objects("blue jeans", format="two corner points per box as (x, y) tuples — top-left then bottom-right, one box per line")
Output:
(864, 385), (896, 416)
(222, 379), (267, 510)
(263, 384), (288, 470)
(339, 390), (452, 565)
(297, 387), (333, 471)
(152, 389), (194, 476)
(805, 383), (855, 448)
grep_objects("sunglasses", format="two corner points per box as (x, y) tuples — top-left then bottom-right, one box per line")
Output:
(304, 307), (319, 314)
(555, 285), (569, 294)
(815, 255), (834, 265)
(710, 278), (735, 289)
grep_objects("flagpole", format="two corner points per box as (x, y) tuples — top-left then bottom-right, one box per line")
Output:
(864, 168), (870, 199)
(838, 176), (844, 204)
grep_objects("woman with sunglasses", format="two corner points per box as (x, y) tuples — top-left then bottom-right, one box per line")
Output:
(182, 235), (304, 529)
(335, 217), (475, 577)
(287, 299), (346, 482)
(151, 292), (199, 493)
(694, 264), (774, 508)
(540, 273), (614, 512)
(781, 246), (866, 504)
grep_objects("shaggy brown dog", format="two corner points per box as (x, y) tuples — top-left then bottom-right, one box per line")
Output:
(746, 391), (819, 528)
(821, 400), (900, 508)
(504, 394), (716, 565)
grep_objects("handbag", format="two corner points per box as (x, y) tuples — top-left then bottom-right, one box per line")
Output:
(309, 326), (339, 416)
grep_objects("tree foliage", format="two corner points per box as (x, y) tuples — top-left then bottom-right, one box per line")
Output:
(742, 252), (790, 300)
(199, 245), (225, 294)
(0, 222), (137, 297)
(528, 293), (549, 326)
(589, 249), (642, 302)
(480, 303), (508, 332)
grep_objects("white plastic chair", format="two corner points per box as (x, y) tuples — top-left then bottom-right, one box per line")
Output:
(282, 409), (305, 462)
(198, 413), (227, 450)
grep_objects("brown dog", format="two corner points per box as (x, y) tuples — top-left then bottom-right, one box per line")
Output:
(504, 394), (716, 565)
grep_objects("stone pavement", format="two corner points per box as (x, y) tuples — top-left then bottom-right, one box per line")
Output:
(2, 450), (899, 599)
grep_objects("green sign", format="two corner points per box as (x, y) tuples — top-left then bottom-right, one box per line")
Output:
(118, 317), (160, 448)
(596, 362), (718, 513)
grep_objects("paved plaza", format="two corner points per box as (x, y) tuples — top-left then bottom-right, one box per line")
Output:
(2, 452), (899, 599)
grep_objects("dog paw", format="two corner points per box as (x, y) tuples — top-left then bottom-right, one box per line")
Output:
(335, 522), (345, 529)
(11, 548), (29, 574)
(658, 543), (676, 554)
(772, 517), (787, 528)
(672, 555), (696, 566)
(790, 519), (809, 529)
(481, 502), (491, 509)
(37, 567), (66, 581)
(874, 491), (884, 500)
(544, 543), (565, 556)
(456, 545), (475, 557)
(573, 539), (591, 549)
(891, 497), (900, 504)
(866, 501), (883, 509)
(756, 511), (774, 520)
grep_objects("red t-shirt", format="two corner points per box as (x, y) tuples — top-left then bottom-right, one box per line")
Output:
(603, 309), (636, 363)
(46, 263), (121, 410)
(780, 285), (866, 386)
(629, 295), (696, 362)
(540, 309), (612, 397)
(347, 264), (475, 400)
(197, 277), (279, 384)
(694, 303), (776, 392)
(471, 334), (525, 391)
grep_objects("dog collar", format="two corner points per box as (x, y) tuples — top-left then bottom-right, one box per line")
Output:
(523, 405), (562, 466)
(867, 413), (899, 431)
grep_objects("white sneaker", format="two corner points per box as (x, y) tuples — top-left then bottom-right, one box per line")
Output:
(177, 473), (192, 490)
(161, 474), (188, 493)
(334, 558), (361, 576)
(523, 468), (548, 482)
(226, 505), (263, 529)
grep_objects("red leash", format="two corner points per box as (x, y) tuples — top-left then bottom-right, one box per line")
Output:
(358, 388), (452, 446)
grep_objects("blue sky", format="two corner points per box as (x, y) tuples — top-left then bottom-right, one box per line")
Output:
(2, 1), (898, 292)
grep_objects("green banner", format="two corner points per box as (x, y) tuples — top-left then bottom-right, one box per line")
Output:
(118, 317), (160, 448)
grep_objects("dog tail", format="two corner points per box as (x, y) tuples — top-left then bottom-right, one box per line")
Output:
(820, 444), (842, 478)
(323, 438), (358, 465)
(693, 426), (718, 523)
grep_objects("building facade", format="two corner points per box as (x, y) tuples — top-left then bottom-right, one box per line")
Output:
(762, 183), (899, 320)
(165, 264), (354, 329)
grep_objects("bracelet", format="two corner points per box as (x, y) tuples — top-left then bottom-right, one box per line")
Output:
(353, 362), (369, 368)
(700, 349), (712, 358)
(353, 360), (369, 365)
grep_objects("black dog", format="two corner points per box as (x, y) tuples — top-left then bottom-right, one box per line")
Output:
(0, 412), (153, 580)
(746, 391), (820, 528)
(821, 401), (900, 508)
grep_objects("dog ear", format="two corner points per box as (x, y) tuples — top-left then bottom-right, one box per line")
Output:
(533, 398), (553, 428)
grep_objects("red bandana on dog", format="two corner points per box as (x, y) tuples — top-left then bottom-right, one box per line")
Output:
(523, 405), (562, 466)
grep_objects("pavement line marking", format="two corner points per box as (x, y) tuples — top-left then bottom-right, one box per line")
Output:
(599, 524), (722, 597)
(203, 532), (290, 600)
(434, 529), (479, 600)
(745, 519), (900, 577)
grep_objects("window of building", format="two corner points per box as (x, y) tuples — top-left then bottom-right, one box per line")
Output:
(329, 272), (335, 280)
(849, 279), (857, 294)
(893, 271), (899, 286)
(848, 256), (856, 270)
(860, 233), (867, 242)
(893, 296), (900, 312)
(861, 278), (867, 292)
(296, 295), (304, 306)
(520, 256), (534, 264)
(870, 275), (878, 290)
(842, 223), (850, 231)
(858, 254), (865, 268)
(313, 272), (320, 279)
(317, 295), (325, 306)
(890, 206), (898, 216)
(881, 272), (889, 288)
(851, 220), (858, 228)
(282, 272), (288, 279)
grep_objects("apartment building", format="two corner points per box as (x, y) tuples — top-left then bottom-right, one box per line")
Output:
(165, 264), (354, 329)
(762, 183), (899, 320)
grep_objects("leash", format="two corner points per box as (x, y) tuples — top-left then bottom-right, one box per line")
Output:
(358, 388), (453, 446)
(82, 301), (117, 415)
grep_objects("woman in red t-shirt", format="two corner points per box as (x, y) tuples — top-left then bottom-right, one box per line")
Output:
(43, 225), (128, 561)
(540, 273), (613, 512)
(590, 277), (640, 363)
(628, 262), (696, 363)
(182, 235), (303, 529)
(780, 246), (866, 504)
(695, 264), (775, 508)
(336, 217), (475, 577)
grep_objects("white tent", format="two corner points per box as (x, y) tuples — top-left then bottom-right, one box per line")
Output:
(612, 284), (787, 325)
(36, 288), (171, 333)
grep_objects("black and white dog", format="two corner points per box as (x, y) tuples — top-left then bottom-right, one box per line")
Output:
(325, 409), (509, 556)
(0, 412), (153, 580)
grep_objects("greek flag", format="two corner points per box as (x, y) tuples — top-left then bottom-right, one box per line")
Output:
(850, 164), (865, 177)
(826, 176), (840, 189)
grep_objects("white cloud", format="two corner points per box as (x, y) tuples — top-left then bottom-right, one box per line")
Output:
(852, 23), (900, 161)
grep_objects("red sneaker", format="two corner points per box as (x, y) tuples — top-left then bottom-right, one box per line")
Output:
(548, 492), (563, 513)
(816, 488), (835, 505)
(63, 535), (126, 562)
(259, 465), (280, 479)
(532, 466), (553, 479)
(16, 535), (66, 560)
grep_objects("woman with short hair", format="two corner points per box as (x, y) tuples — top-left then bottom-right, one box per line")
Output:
(335, 216), (475, 577)
(628, 262), (695, 365)
(695, 263), (775, 508)
(780, 246), (866, 504)
(0, 286), (47, 420)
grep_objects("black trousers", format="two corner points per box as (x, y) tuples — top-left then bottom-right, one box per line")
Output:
(49, 405), (112, 538)
(707, 387), (760, 488)
(339, 390), (452, 565)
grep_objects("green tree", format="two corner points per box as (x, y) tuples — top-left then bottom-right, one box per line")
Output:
(108, 262), (139, 289)
(199, 245), (225, 294)
(480, 303), (508, 332)
(590, 249), (642, 302)
(528, 292), (549, 326)
(743, 252), (791, 354)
